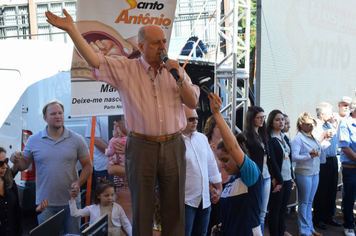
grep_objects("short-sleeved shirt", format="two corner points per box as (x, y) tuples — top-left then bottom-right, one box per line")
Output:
(24, 126), (89, 206)
(220, 155), (262, 236)
(92, 54), (200, 136)
(338, 115), (356, 165)
(85, 116), (109, 171)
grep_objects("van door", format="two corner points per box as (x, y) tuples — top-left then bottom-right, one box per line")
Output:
(0, 69), (22, 161)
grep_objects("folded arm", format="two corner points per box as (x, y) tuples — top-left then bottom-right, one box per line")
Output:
(106, 157), (126, 177)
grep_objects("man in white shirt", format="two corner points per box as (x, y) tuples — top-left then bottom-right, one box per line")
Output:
(182, 106), (222, 236)
(312, 102), (342, 230)
(85, 116), (112, 184)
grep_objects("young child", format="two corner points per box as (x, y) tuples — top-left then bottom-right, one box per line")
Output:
(105, 120), (129, 197)
(105, 120), (128, 166)
(69, 180), (132, 236)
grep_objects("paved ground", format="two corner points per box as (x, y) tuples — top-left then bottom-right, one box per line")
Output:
(264, 189), (350, 236)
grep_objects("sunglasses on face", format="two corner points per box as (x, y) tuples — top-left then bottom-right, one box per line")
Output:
(187, 117), (199, 122)
(302, 123), (314, 127)
(0, 158), (9, 167)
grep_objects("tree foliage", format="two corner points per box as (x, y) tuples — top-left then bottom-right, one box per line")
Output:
(237, 0), (257, 68)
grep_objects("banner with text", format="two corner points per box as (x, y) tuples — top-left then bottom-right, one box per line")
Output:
(70, 0), (177, 117)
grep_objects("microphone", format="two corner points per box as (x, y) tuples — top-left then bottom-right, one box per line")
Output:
(160, 52), (180, 81)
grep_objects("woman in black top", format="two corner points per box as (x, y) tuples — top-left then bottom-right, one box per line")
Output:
(238, 106), (282, 234)
(266, 110), (294, 236)
(0, 146), (22, 236)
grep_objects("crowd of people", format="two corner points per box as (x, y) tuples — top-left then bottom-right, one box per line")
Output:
(1, 7), (356, 236)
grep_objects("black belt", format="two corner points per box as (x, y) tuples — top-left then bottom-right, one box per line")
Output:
(326, 156), (336, 158)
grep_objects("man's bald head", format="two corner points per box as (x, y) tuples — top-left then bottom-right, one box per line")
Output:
(183, 106), (198, 137)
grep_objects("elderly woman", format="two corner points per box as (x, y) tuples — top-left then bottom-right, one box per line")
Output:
(291, 112), (326, 236)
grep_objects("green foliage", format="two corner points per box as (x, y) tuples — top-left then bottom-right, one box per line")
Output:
(237, 0), (257, 68)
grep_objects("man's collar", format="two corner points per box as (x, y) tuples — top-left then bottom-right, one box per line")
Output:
(183, 131), (197, 139)
(140, 56), (163, 74)
(41, 126), (69, 139)
(316, 118), (329, 127)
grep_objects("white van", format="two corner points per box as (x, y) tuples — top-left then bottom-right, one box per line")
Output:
(0, 40), (88, 215)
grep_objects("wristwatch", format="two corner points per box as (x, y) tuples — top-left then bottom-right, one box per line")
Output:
(176, 74), (185, 86)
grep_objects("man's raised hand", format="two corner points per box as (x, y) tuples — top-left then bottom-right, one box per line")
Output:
(45, 9), (74, 32)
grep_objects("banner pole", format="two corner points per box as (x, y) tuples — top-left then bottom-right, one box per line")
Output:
(85, 116), (96, 223)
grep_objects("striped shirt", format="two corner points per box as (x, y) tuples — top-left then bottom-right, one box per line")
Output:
(92, 54), (200, 136)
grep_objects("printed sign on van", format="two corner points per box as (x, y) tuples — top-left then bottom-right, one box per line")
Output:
(70, 0), (177, 117)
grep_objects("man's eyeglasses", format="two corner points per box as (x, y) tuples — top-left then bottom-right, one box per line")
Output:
(0, 158), (9, 167)
(187, 117), (199, 122)
(302, 123), (314, 127)
(255, 115), (266, 120)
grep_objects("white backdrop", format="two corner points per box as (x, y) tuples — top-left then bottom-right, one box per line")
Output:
(259, 0), (356, 138)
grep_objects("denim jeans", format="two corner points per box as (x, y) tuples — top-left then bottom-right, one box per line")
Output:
(260, 177), (271, 235)
(185, 203), (211, 236)
(295, 173), (319, 236)
(342, 167), (356, 229)
(37, 202), (81, 234)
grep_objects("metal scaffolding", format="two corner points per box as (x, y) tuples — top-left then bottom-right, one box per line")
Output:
(214, 0), (250, 133)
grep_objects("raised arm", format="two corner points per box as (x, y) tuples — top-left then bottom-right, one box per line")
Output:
(208, 93), (245, 167)
(45, 9), (99, 68)
(10, 151), (32, 171)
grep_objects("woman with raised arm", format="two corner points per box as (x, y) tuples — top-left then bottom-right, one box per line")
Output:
(208, 93), (263, 236)
(203, 115), (231, 235)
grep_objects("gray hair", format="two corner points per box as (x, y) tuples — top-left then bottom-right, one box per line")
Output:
(350, 98), (356, 113)
(316, 102), (332, 117)
(137, 26), (146, 43)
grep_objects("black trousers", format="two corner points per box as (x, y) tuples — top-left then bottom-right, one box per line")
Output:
(313, 156), (338, 223)
(268, 180), (292, 236)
